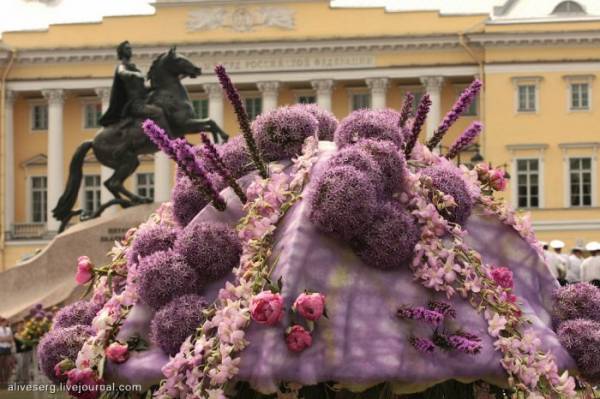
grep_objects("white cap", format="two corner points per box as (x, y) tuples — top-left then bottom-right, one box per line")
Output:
(550, 240), (565, 249)
(540, 241), (548, 246)
(585, 241), (600, 251)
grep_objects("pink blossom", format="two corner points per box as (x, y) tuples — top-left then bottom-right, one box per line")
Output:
(66, 368), (102, 399)
(105, 342), (129, 364)
(54, 358), (74, 380)
(285, 325), (312, 353)
(490, 266), (514, 289)
(75, 256), (94, 285)
(487, 312), (507, 337)
(489, 168), (507, 191)
(250, 291), (284, 326)
(293, 292), (326, 321)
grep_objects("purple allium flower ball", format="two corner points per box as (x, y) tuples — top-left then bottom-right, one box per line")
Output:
(128, 225), (177, 265)
(150, 294), (208, 356)
(558, 319), (600, 383)
(421, 164), (474, 225)
(290, 103), (338, 141)
(171, 172), (209, 227)
(308, 165), (377, 240)
(137, 250), (201, 310)
(218, 135), (255, 178)
(53, 300), (101, 329)
(353, 201), (420, 270)
(37, 325), (92, 383)
(357, 139), (406, 195)
(252, 106), (319, 161)
(334, 109), (403, 149)
(553, 283), (600, 323)
(174, 221), (242, 281)
(328, 146), (383, 194)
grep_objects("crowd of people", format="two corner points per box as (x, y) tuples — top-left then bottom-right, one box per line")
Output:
(543, 239), (600, 286)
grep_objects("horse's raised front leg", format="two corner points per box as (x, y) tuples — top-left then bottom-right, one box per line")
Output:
(104, 155), (152, 206)
(184, 118), (229, 143)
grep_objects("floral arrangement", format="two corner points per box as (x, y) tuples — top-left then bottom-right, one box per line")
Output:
(14, 304), (54, 348)
(36, 70), (598, 399)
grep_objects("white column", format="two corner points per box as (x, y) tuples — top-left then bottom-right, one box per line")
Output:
(311, 79), (334, 111)
(94, 88), (114, 208)
(4, 90), (15, 235)
(203, 83), (224, 140)
(420, 76), (444, 141)
(366, 78), (389, 109)
(257, 81), (280, 112)
(154, 152), (172, 203)
(42, 89), (65, 232)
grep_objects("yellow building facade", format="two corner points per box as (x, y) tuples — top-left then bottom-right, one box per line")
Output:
(0, 0), (599, 269)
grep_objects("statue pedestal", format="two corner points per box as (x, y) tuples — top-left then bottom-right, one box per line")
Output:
(0, 204), (159, 321)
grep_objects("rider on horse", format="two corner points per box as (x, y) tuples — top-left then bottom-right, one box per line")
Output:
(100, 41), (172, 137)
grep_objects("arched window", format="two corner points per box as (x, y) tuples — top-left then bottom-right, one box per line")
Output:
(552, 1), (586, 14)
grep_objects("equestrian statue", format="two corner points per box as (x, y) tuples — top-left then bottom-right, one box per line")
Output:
(52, 41), (228, 232)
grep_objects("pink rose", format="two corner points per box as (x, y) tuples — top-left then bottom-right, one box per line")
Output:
(490, 266), (514, 289)
(105, 342), (129, 364)
(75, 256), (94, 285)
(293, 292), (326, 321)
(285, 325), (312, 353)
(250, 291), (284, 326)
(66, 368), (102, 399)
(489, 168), (507, 191)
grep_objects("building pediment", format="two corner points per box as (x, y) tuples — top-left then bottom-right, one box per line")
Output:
(20, 154), (47, 168)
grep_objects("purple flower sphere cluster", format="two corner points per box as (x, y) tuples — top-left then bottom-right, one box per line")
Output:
(150, 294), (208, 356)
(252, 106), (318, 161)
(553, 283), (600, 323)
(37, 325), (92, 383)
(309, 165), (378, 240)
(328, 146), (383, 193)
(174, 221), (242, 280)
(218, 135), (255, 179)
(53, 300), (101, 329)
(291, 103), (338, 141)
(137, 250), (201, 310)
(128, 225), (177, 265)
(558, 319), (600, 383)
(171, 173), (210, 227)
(354, 202), (420, 270)
(357, 139), (406, 196)
(421, 164), (474, 225)
(334, 109), (403, 149)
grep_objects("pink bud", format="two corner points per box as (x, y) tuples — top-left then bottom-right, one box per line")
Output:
(489, 169), (507, 191)
(75, 256), (94, 285)
(293, 292), (326, 321)
(105, 342), (129, 364)
(250, 291), (284, 326)
(285, 325), (312, 353)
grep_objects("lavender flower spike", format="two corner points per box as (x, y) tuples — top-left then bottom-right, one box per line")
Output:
(445, 122), (483, 160)
(200, 133), (247, 203)
(398, 92), (414, 128)
(214, 64), (268, 178)
(142, 119), (226, 210)
(409, 336), (435, 354)
(427, 79), (482, 150)
(404, 94), (432, 157)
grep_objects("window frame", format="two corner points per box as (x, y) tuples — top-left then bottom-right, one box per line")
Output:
(29, 100), (49, 132)
(347, 87), (371, 112)
(190, 95), (210, 120)
(560, 143), (599, 208)
(241, 92), (263, 121)
(512, 77), (542, 114)
(568, 156), (593, 208)
(136, 172), (155, 201)
(28, 175), (48, 223)
(514, 158), (541, 209)
(81, 174), (102, 214)
(81, 100), (103, 130)
(564, 75), (594, 112)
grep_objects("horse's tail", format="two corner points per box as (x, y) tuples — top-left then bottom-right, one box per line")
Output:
(52, 140), (93, 221)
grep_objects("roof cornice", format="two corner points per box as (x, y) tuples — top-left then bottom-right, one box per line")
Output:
(469, 29), (600, 46)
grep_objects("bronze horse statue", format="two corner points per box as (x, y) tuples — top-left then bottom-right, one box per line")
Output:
(52, 47), (228, 232)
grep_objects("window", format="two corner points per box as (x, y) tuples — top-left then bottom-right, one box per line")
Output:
(244, 97), (262, 121)
(517, 85), (537, 112)
(516, 159), (540, 208)
(192, 98), (209, 119)
(84, 103), (102, 129)
(83, 175), (101, 214)
(297, 95), (316, 104)
(31, 176), (47, 223)
(31, 104), (48, 131)
(570, 83), (590, 110)
(552, 1), (585, 14)
(351, 93), (371, 111)
(136, 173), (154, 200)
(569, 157), (592, 207)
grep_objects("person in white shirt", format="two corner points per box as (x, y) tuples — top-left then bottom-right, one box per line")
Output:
(566, 246), (584, 283)
(0, 317), (14, 385)
(581, 242), (600, 288)
(547, 240), (567, 284)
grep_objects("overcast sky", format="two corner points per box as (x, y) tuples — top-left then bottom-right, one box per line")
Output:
(0, 0), (508, 37)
